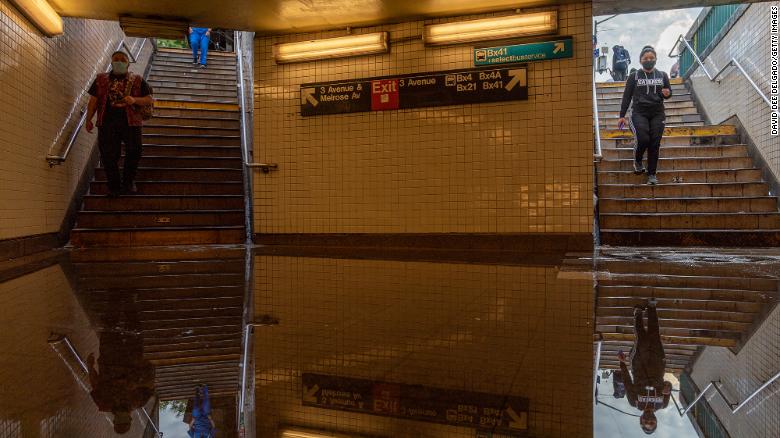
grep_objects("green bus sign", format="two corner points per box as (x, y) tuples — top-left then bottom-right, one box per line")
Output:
(474, 37), (573, 66)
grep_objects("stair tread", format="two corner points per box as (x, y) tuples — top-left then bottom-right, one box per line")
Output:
(600, 195), (776, 201)
(72, 225), (245, 231)
(79, 209), (244, 213)
(599, 180), (765, 185)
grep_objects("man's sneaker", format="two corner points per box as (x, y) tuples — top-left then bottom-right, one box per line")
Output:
(633, 160), (646, 174)
(647, 174), (658, 185)
(633, 304), (645, 316)
(647, 299), (658, 308)
(198, 64), (207, 69)
(192, 59), (198, 65)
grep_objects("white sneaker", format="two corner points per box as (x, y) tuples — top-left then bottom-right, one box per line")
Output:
(633, 160), (646, 174)
(647, 175), (658, 185)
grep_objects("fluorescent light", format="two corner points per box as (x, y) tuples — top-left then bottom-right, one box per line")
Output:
(423, 11), (557, 45)
(9, 0), (62, 37)
(273, 32), (388, 64)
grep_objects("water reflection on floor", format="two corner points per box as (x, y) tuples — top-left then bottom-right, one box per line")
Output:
(0, 245), (777, 438)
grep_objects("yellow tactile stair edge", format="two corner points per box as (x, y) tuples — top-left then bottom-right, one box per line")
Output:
(596, 77), (684, 88)
(600, 124), (737, 138)
(155, 100), (240, 111)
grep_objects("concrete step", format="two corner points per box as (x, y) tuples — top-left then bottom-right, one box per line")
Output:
(602, 144), (749, 159)
(81, 285), (244, 300)
(597, 93), (694, 105)
(75, 271), (243, 289)
(598, 285), (774, 303)
(76, 210), (245, 228)
(597, 169), (764, 185)
(140, 145), (242, 158)
(147, 73), (236, 87)
(599, 156), (754, 171)
(597, 306), (754, 324)
(148, 116), (240, 130)
(144, 124), (239, 137)
(599, 229), (780, 247)
(601, 124), (737, 139)
(157, 48), (236, 58)
(153, 93), (238, 104)
(601, 331), (736, 348)
(597, 318), (749, 334)
(90, 181), (243, 196)
(598, 101), (697, 112)
(599, 196), (778, 213)
(150, 65), (237, 78)
(69, 226), (245, 246)
(82, 194), (244, 211)
(600, 212), (780, 230)
(598, 272), (778, 292)
(94, 167), (242, 181)
(123, 156), (243, 169)
(600, 119), (704, 129)
(153, 86), (237, 98)
(142, 134), (240, 146)
(597, 297), (762, 313)
(152, 60), (236, 71)
(600, 106), (702, 117)
(152, 107), (239, 119)
(601, 134), (740, 148)
(149, 81), (237, 93)
(70, 259), (243, 276)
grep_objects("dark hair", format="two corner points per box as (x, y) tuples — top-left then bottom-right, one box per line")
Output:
(640, 410), (657, 434)
(111, 50), (129, 61)
(640, 46), (656, 59)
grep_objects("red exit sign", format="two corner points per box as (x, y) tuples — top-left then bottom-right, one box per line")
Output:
(371, 79), (399, 111)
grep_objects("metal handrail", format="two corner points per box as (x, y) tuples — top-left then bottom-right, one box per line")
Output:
(669, 35), (777, 117)
(235, 32), (278, 173)
(672, 371), (780, 417)
(46, 38), (147, 167)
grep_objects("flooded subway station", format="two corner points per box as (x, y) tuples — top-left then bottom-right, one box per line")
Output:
(1, 0), (779, 437)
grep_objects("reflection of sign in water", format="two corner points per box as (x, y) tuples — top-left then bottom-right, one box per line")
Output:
(474, 37), (574, 66)
(300, 66), (527, 116)
(301, 373), (529, 436)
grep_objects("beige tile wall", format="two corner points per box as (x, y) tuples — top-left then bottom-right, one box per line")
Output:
(690, 304), (780, 438)
(253, 2), (594, 235)
(253, 255), (593, 437)
(687, 2), (780, 180)
(0, 1), (145, 241)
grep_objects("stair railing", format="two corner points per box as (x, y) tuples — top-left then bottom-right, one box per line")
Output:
(235, 31), (278, 173)
(669, 35), (777, 119)
(46, 38), (148, 167)
(671, 370), (780, 417)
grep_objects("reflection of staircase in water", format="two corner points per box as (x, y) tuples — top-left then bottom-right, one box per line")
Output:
(569, 250), (780, 373)
(63, 248), (246, 401)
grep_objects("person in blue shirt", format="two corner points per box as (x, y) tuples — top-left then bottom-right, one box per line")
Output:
(189, 27), (212, 68)
(188, 384), (216, 437)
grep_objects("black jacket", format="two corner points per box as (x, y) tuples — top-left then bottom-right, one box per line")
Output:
(619, 68), (672, 117)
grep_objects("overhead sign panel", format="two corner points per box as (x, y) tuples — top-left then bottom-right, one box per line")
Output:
(474, 37), (574, 66)
(300, 66), (527, 116)
(302, 373), (529, 436)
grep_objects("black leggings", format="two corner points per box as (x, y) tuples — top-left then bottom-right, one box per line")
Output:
(98, 122), (143, 192)
(630, 111), (665, 175)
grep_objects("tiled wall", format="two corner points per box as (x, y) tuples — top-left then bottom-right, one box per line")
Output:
(253, 256), (593, 437)
(0, 1), (147, 241)
(690, 304), (780, 438)
(0, 265), (148, 437)
(687, 2), (780, 180)
(252, 3), (593, 235)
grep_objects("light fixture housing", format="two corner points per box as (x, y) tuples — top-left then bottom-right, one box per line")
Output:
(9, 0), (63, 36)
(423, 10), (558, 45)
(281, 427), (354, 438)
(273, 32), (388, 64)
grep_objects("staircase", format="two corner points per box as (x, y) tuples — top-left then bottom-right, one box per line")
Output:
(65, 247), (246, 401)
(70, 48), (245, 247)
(596, 78), (780, 246)
(570, 250), (779, 374)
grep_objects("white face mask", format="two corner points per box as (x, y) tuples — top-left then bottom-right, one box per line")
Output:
(111, 61), (129, 75)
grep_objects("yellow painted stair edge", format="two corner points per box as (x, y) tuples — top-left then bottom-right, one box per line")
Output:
(600, 125), (737, 138)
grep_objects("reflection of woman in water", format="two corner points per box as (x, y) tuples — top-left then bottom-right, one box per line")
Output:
(189, 384), (216, 437)
(87, 292), (155, 434)
(618, 300), (672, 435)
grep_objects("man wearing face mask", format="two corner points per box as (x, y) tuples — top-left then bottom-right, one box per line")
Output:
(86, 51), (154, 197)
(617, 46), (672, 185)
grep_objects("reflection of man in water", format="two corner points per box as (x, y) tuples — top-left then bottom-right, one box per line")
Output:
(87, 293), (155, 434)
(618, 300), (672, 434)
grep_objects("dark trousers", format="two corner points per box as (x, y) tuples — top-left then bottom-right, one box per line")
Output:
(98, 122), (143, 193)
(631, 111), (665, 175)
(631, 306), (666, 384)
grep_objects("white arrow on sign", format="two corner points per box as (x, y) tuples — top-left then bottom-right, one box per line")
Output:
(553, 41), (566, 54)
(301, 88), (318, 107)
(505, 69), (527, 91)
(303, 384), (320, 403)
(505, 406), (528, 430)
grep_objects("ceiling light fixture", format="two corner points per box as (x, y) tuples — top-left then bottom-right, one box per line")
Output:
(281, 427), (354, 438)
(273, 32), (388, 64)
(9, 0), (63, 36)
(423, 10), (557, 45)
